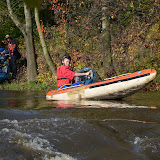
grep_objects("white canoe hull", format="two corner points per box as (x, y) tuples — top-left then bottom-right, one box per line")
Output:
(46, 69), (157, 100)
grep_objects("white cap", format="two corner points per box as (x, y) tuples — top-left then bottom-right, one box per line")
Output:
(5, 35), (11, 39)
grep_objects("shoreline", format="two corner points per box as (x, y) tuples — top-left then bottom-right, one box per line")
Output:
(0, 80), (159, 92)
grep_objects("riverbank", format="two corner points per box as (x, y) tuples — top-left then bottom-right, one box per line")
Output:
(0, 72), (159, 92)
(1, 56), (159, 92)
(0, 76), (57, 91)
(0, 81), (56, 91)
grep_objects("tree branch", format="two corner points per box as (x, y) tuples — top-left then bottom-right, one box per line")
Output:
(6, 0), (26, 35)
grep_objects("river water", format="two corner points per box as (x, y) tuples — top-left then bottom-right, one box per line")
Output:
(0, 90), (160, 160)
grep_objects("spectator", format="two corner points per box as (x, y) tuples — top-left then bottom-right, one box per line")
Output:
(5, 35), (20, 78)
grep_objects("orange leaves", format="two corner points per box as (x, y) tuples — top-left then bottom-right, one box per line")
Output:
(40, 20), (46, 33)
(50, 0), (58, 5)
(50, 0), (68, 25)
(128, 46), (135, 53)
(37, 20), (48, 38)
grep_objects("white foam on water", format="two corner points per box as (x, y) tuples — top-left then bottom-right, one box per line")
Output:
(1, 119), (18, 124)
(16, 130), (76, 159)
(1, 119), (10, 123)
(0, 119), (77, 160)
(19, 134), (76, 160)
(2, 128), (9, 133)
(134, 137), (143, 145)
(1, 119), (19, 128)
(133, 136), (159, 153)
(43, 154), (76, 160)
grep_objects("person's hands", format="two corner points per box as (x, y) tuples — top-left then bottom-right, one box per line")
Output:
(85, 71), (90, 76)
(0, 51), (5, 56)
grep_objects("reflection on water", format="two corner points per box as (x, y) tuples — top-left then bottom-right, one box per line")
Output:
(1, 90), (159, 110)
(0, 90), (160, 160)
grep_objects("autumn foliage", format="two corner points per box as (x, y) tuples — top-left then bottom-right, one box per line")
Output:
(0, 0), (159, 90)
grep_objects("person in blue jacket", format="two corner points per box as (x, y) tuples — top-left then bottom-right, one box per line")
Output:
(0, 48), (9, 64)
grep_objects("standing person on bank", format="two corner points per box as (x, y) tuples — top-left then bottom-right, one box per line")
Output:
(5, 35), (20, 79)
(57, 55), (90, 89)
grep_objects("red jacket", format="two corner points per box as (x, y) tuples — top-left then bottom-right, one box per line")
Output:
(57, 65), (75, 87)
(8, 40), (17, 57)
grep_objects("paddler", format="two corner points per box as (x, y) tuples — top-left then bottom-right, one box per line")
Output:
(57, 55), (90, 89)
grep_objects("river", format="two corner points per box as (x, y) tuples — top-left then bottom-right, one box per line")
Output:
(0, 90), (160, 160)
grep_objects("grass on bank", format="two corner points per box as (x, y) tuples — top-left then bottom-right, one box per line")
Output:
(0, 72), (57, 91)
(0, 81), (57, 91)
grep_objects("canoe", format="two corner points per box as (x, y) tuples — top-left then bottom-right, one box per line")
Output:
(46, 68), (157, 100)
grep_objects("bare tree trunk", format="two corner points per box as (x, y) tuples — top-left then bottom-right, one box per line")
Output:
(24, 3), (37, 81)
(6, 0), (37, 81)
(34, 7), (56, 76)
(101, 0), (114, 77)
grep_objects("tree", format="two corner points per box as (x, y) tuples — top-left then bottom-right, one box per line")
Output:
(101, 0), (115, 77)
(34, 7), (56, 76)
(23, 0), (57, 75)
(0, 1), (22, 41)
(6, 0), (37, 81)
